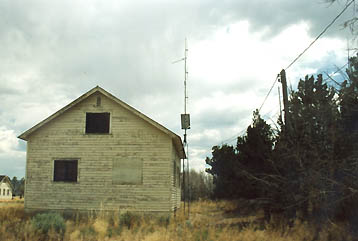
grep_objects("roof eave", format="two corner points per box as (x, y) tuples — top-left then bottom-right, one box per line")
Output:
(172, 135), (186, 159)
(17, 86), (102, 141)
(17, 86), (186, 156)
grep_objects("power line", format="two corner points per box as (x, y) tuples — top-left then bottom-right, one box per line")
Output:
(220, 128), (247, 144)
(210, 107), (279, 148)
(258, 75), (279, 113)
(206, 0), (355, 153)
(323, 62), (348, 85)
(259, 1), (354, 120)
(285, 0), (355, 70)
(262, 106), (280, 119)
(324, 72), (342, 91)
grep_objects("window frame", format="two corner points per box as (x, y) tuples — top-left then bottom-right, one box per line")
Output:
(85, 112), (111, 134)
(53, 159), (79, 183)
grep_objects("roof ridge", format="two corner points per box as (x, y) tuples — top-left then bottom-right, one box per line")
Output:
(18, 86), (185, 158)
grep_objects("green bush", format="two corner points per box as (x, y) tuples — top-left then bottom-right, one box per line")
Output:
(194, 229), (209, 241)
(80, 226), (97, 240)
(157, 215), (170, 228)
(119, 211), (134, 229)
(31, 212), (66, 234)
(107, 224), (122, 237)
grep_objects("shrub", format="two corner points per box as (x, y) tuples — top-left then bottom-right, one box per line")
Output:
(158, 215), (170, 228)
(31, 212), (66, 235)
(194, 228), (209, 241)
(80, 226), (97, 240)
(120, 211), (137, 229)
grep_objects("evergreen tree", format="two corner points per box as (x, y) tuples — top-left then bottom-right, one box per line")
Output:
(205, 54), (358, 230)
(205, 144), (238, 199)
(11, 176), (19, 196)
(235, 110), (275, 199)
(205, 111), (275, 200)
(272, 74), (341, 220)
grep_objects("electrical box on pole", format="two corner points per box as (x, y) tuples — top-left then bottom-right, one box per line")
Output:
(181, 114), (190, 130)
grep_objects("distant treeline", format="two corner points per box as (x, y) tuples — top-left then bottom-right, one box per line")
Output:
(10, 177), (25, 197)
(205, 54), (358, 231)
(181, 170), (214, 201)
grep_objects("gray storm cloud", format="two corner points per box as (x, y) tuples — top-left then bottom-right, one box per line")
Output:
(0, 0), (352, 176)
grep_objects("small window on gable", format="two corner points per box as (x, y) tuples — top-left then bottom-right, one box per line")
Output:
(96, 96), (101, 107)
(54, 160), (78, 182)
(7, 189), (9, 196)
(85, 112), (110, 134)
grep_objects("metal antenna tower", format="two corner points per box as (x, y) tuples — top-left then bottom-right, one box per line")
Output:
(173, 39), (191, 218)
(184, 39), (190, 218)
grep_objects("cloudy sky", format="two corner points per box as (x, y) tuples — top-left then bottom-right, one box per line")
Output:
(0, 0), (355, 178)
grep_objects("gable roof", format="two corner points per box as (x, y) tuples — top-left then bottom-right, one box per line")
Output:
(18, 86), (186, 159)
(0, 175), (13, 190)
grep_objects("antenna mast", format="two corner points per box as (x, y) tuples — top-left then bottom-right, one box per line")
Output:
(184, 39), (190, 218)
(173, 39), (191, 218)
(184, 39), (188, 114)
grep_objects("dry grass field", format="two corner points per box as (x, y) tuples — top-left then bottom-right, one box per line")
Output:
(0, 199), (353, 241)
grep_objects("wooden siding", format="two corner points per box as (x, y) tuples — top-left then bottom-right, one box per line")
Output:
(0, 182), (12, 200)
(25, 92), (178, 213)
(170, 144), (181, 211)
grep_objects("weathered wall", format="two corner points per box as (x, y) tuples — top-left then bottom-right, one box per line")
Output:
(25, 92), (177, 213)
(170, 145), (181, 211)
(0, 182), (12, 200)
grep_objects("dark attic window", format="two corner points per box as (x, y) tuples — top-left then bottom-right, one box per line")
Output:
(54, 160), (78, 182)
(85, 112), (110, 134)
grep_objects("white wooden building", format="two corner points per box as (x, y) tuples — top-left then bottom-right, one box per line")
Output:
(0, 176), (13, 200)
(18, 86), (185, 213)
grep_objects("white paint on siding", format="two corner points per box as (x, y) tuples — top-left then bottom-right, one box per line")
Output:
(25, 92), (179, 213)
(0, 182), (12, 200)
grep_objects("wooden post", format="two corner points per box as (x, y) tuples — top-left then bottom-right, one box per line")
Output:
(280, 69), (290, 133)
(278, 85), (283, 124)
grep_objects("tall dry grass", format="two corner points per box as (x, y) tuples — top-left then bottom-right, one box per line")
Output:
(0, 200), (353, 241)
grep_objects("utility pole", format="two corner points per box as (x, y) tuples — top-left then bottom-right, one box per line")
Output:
(280, 69), (290, 133)
(278, 85), (283, 123)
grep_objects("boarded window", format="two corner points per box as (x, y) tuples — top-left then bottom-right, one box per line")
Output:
(113, 158), (142, 184)
(54, 160), (78, 182)
(96, 96), (101, 107)
(85, 112), (110, 134)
